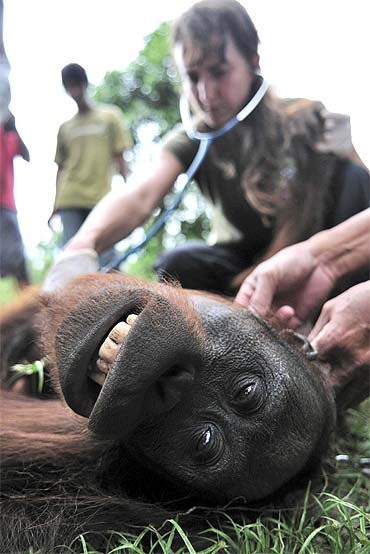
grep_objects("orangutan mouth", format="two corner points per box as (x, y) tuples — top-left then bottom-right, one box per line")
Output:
(87, 314), (138, 386)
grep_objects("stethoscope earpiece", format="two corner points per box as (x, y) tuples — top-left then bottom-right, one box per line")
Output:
(180, 77), (269, 141)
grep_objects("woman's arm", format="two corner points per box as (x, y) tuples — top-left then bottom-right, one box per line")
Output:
(234, 208), (370, 324)
(43, 149), (184, 291)
(65, 149), (184, 254)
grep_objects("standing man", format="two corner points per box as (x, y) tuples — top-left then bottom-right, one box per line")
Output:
(52, 63), (131, 250)
(0, 113), (30, 287)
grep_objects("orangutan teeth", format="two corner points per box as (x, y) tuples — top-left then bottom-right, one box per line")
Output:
(126, 314), (137, 326)
(87, 370), (106, 387)
(98, 334), (121, 362)
(88, 314), (138, 386)
(96, 358), (110, 374)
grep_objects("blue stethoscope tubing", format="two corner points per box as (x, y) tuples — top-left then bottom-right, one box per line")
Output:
(100, 77), (269, 273)
(100, 137), (212, 272)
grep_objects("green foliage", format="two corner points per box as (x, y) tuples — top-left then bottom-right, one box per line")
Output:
(10, 358), (45, 394)
(34, 22), (208, 279)
(94, 21), (180, 144)
(28, 230), (62, 285)
(123, 233), (162, 280)
(0, 276), (19, 305)
(0, 229), (60, 300)
(121, 182), (211, 278)
(93, 21), (208, 269)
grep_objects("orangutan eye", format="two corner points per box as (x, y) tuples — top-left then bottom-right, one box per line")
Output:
(192, 424), (224, 464)
(201, 428), (211, 446)
(232, 378), (265, 414)
(236, 382), (255, 400)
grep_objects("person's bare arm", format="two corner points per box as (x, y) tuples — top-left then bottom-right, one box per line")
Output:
(5, 115), (30, 161)
(17, 132), (30, 162)
(114, 152), (129, 180)
(65, 149), (184, 254)
(55, 164), (63, 188)
(43, 149), (184, 292)
(234, 208), (370, 324)
(309, 207), (370, 282)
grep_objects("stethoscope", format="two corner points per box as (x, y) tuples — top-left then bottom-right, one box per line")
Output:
(100, 77), (269, 272)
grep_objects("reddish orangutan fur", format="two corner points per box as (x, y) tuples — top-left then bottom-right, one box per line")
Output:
(0, 277), (336, 553)
(0, 281), (199, 552)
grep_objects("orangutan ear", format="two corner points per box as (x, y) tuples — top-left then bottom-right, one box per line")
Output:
(293, 331), (369, 412)
(326, 358), (369, 412)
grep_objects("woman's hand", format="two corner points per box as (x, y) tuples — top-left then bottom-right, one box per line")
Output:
(234, 241), (335, 328)
(42, 249), (99, 292)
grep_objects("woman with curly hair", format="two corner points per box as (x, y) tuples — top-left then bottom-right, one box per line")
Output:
(44, 0), (369, 296)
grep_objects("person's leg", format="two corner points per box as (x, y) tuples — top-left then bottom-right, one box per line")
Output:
(0, 207), (30, 286)
(58, 208), (116, 267)
(58, 208), (91, 246)
(154, 241), (249, 295)
(98, 247), (119, 269)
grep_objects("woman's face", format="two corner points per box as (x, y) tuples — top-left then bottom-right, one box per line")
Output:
(175, 36), (255, 128)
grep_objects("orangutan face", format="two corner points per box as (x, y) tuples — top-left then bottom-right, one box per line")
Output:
(43, 273), (334, 503)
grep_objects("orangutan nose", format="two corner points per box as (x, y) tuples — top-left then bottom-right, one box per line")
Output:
(86, 289), (203, 439)
(145, 363), (195, 415)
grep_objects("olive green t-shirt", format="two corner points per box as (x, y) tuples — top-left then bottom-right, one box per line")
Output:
(162, 123), (273, 250)
(54, 105), (131, 210)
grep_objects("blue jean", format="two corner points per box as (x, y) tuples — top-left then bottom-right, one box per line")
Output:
(0, 207), (29, 285)
(58, 208), (116, 268)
